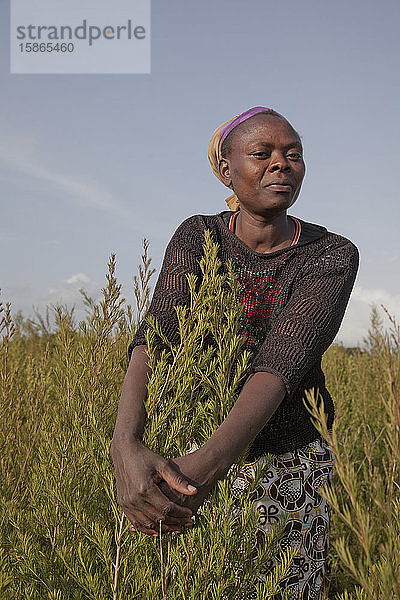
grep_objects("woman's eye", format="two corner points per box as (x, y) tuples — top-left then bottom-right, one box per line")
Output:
(287, 152), (303, 160)
(252, 152), (269, 158)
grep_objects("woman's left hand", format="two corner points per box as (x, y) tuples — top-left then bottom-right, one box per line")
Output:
(158, 450), (218, 524)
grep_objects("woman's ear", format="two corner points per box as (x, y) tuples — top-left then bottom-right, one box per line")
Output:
(218, 158), (233, 189)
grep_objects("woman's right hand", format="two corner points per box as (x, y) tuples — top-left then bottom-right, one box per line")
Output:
(110, 437), (197, 536)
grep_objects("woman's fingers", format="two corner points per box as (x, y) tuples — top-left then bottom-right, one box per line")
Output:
(148, 481), (194, 520)
(142, 500), (194, 527)
(121, 486), (194, 534)
(125, 507), (193, 536)
(120, 479), (193, 521)
(125, 509), (158, 536)
(158, 460), (198, 497)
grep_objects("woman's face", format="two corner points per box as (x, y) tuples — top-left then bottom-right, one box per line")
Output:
(219, 114), (305, 216)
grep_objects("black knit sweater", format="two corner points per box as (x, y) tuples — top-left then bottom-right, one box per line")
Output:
(128, 210), (359, 456)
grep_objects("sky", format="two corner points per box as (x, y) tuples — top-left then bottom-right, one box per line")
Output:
(1, 0), (400, 345)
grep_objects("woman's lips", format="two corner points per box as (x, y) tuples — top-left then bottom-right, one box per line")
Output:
(265, 183), (292, 191)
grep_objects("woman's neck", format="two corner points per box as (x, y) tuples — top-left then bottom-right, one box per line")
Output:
(234, 209), (295, 253)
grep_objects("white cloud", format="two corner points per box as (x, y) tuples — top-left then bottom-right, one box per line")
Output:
(46, 272), (99, 306)
(4, 273), (101, 325)
(62, 273), (90, 285)
(336, 286), (400, 346)
(0, 136), (120, 213)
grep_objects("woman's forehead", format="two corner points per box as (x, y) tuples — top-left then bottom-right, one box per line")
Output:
(231, 113), (301, 146)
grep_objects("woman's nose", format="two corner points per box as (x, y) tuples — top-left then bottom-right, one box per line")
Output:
(268, 151), (290, 172)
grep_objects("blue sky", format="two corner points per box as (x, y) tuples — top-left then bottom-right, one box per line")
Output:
(1, 0), (400, 345)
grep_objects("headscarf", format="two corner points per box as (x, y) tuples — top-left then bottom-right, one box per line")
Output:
(207, 106), (287, 211)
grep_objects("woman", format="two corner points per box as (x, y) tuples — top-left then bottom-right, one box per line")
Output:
(111, 107), (359, 598)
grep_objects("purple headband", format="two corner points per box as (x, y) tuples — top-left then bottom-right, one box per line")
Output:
(220, 106), (286, 144)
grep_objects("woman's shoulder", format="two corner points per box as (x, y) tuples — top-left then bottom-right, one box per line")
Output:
(296, 217), (359, 255)
(173, 212), (222, 228)
(169, 212), (223, 238)
(295, 218), (359, 280)
(166, 212), (225, 256)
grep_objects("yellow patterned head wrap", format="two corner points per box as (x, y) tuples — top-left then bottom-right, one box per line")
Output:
(207, 106), (287, 211)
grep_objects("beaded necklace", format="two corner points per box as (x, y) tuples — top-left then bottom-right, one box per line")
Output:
(228, 210), (301, 247)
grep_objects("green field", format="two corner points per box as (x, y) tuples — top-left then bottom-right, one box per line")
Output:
(1, 233), (399, 599)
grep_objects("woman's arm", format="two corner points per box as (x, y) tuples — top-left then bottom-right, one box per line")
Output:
(111, 344), (197, 535)
(160, 371), (286, 514)
(111, 344), (151, 443)
(200, 370), (286, 479)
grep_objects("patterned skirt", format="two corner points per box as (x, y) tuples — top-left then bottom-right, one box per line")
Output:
(229, 436), (335, 600)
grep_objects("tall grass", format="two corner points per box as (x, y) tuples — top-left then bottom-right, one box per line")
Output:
(0, 230), (399, 598)
(310, 308), (400, 599)
(0, 231), (292, 599)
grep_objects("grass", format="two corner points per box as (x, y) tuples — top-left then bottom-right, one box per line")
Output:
(0, 230), (399, 599)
